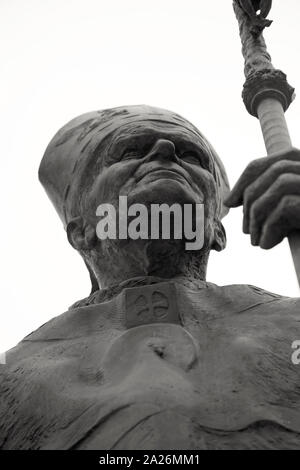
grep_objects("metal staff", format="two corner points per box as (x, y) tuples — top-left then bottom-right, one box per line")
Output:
(233, 0), (300, 287)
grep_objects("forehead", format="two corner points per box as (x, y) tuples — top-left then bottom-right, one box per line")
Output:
(106, 120), (210, 154)
(80, 118), (218, 183)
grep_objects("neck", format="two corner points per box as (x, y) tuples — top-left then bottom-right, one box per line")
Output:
(70, 272), (209, 310)
(88, 239), (209, 289)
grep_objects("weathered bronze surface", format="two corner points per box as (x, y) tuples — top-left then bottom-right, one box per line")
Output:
(1, 106), (300, 450)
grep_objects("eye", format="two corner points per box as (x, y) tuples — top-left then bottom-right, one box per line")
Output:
(121, 148), (140, 160)
(180, 152), (200, 165)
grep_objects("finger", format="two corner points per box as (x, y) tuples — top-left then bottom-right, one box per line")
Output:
(248, 174), (300, 245)
(225, 148), (300, 208)
(259, 195), (300, 249)
(225, 157), (269, 208)
(242, 160), (300, 234)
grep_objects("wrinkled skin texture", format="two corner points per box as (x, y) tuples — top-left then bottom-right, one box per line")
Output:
(226, 148), (300, 249)
(83, 121), (217, 223)
(69, 121), (226, 287)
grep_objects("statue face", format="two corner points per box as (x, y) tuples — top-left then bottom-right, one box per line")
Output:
(82, 120), (220, 234)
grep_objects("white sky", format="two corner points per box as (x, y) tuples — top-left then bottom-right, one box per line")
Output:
(1, 0), (300, 352)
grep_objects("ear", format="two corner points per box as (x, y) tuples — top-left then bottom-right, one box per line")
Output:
(211, 220), (227, 252)
(67, 216), (97, 251)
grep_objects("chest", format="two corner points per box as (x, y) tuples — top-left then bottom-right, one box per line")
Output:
(3, 283), (300, 449)
(63, 321), (300, 449)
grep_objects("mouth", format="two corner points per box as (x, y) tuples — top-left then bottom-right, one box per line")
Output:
(136, 167), (191, 185)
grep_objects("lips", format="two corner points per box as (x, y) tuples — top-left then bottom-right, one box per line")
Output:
(136, 167), (191, 184)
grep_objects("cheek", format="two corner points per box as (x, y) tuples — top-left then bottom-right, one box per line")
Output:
(185, 166), (219, 225)
(89, 161), (140, 206)
(186, 166), (218, 200)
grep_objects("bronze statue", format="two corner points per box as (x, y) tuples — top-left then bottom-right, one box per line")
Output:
(0, 105), (300, 450)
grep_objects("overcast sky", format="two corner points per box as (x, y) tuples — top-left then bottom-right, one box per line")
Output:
(1, 0), (300, 352)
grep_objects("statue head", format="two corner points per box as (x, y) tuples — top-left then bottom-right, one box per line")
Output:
(39, 105), (230, 290)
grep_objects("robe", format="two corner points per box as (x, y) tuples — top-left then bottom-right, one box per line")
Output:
(0, 279), (300, 450)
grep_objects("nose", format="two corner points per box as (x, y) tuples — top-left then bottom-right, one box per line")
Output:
(146, 139), (177, 162)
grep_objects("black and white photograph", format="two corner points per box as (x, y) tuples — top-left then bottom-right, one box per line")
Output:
(1, 0), (300, 458)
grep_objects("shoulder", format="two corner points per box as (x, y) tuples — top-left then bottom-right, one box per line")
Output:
(204, 281), (299, 316)
(2, 299), (122, 370)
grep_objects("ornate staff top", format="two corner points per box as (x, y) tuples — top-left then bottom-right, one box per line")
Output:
(233, 0), (295, 117)
(237, 0), (273, 37)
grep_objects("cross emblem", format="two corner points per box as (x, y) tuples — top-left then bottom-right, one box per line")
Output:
(124, 282), (180, 329)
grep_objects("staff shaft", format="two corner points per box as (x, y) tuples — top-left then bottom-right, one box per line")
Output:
(257, 98), (300, 286)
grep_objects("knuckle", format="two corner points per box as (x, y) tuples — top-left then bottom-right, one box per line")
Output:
(281, 147), (300, 164)
(288, 147), (300, 158)
(270, 159), (291, 172)
(275, 173), (294, 188)
(246, 158), (262, 174)
(280, 194), (298, 210)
